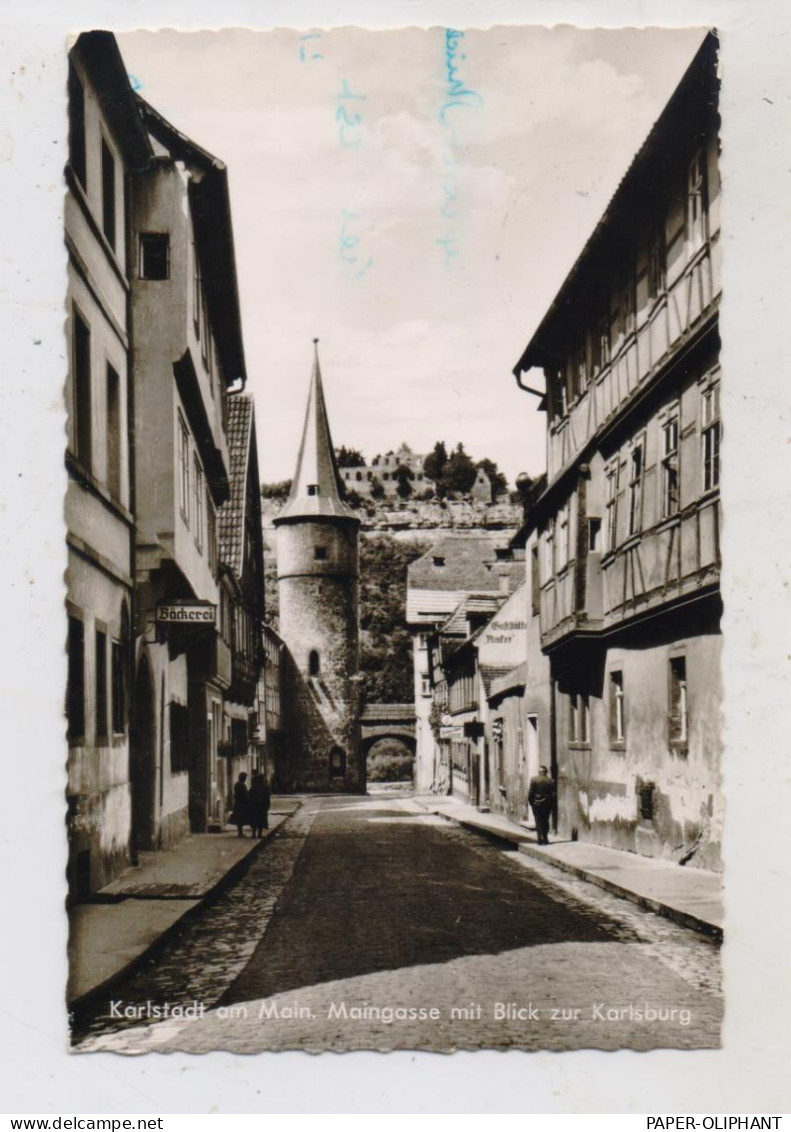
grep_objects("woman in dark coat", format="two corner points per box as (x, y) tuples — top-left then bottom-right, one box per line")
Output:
(249, 771), (271, 838)
(232, 772), (251, 838)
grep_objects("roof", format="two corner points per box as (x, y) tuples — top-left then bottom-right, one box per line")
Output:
(136, 97), (247, 389)
(217, 394), (253, 576)
(440, 593), (506, 638)
(275, 343), (359, 525)
(512, 31), (715, 379)
(71, 33), (153, 169)
(489, 661), (528, 702)
(479, 664), (517, 696)
(407, 533), (511, 593)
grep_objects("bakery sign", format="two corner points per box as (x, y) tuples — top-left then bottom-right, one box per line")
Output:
(157, 601), (216, 625)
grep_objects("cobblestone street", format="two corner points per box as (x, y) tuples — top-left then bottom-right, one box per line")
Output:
(75, 794), (722, 1054)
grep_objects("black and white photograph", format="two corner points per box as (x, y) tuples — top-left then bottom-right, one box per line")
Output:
(57, 22), (731, 1057)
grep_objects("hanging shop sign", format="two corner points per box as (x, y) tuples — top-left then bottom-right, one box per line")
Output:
(156, 601), (216, 625)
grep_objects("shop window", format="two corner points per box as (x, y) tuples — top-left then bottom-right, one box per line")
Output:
(139, 233), (170, 280)
(609, 670), (625, 744)
(66, 615), (85, 743)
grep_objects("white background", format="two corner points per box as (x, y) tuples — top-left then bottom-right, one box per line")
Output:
(1, 0), (790, 1116)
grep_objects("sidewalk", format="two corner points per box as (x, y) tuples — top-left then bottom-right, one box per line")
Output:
(68, 799), (301, 1005)
(412, 793), (723, 940)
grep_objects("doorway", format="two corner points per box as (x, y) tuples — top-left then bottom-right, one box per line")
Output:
(130, 655), (156, 857)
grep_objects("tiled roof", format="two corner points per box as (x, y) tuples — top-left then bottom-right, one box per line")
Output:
(440, 593), (506, 637)
(488, 661), (527, 702)
(479, 664), (516, 696)
(218, 394), (253, 577)
(407, 533), (511, 593)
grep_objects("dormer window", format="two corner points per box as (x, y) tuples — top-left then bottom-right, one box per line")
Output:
(307, 484), (318, 496)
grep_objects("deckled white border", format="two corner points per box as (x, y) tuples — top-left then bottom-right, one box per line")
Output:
(1, 0), (789, 1115)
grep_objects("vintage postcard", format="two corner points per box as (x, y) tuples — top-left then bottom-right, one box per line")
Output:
(61, 23), (725, 1057)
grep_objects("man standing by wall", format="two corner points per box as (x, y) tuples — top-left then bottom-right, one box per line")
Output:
(528, 765), (555, 845)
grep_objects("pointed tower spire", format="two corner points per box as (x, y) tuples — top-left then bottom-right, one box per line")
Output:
(275, 340), (358, 523)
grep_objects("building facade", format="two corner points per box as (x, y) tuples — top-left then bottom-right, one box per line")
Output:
(512, 34), (722, 868)
(65, 34), (153, 898)
(128, 97), (248, 847)
(218, 394), (266, 821)
(407, 533), (520, 793)
(340, 444), (435, 499)
(274, 343), (364, 792)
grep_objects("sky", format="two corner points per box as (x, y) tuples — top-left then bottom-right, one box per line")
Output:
(117, 25), (707, 486)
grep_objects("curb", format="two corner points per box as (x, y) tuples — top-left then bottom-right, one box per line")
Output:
(68, 806), (301, 1023)
(517, 841), (723, 942)
(426, 804), (722, 943)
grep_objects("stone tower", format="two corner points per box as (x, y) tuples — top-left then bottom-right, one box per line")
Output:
(274, 341), (364, 792)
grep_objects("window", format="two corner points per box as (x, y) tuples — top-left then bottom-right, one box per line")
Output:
(101, 137), (116, 250)
(557, 505), (570, 570)
(307, 484), (318, 496)
(170, 702), (190, 772)
(68, 63), (86, 189)
(647, 224), (665, 300)
(106, 364), (121, 500)
(207, 493), (217, 576)
(661, 415), (680, 517)
(193, 456), (204, 551)
(544, 518), (555, 577)
(308, 650), (320, 677)
(433, 555), (445, 567)
(192, 244), (201, 335)
(139, 233), (170, 280)
(421, 675), (432, 697)
(531, 544), (540, 615)
(702, 383), (721, 492)
(178, 414), (190, 525)
(72, 308), (91, 472)
(111, 640), (126, 735)
(66, 615), (85, 743)
(95, 629), (108, 743)
(669, 657), (688, 747)
(588, 518), (602, 553)
(570, 692), (589, 744)
(687, 149), (706, 252)
(605, 463), (619, 552)
(201, 289), (210, 366)
(418, 632), (430, 651)
(314, 546), (328, 561)
(609, 670), (625, 743)
(591, 317), (609, 379)
(627, 443), (644, 537)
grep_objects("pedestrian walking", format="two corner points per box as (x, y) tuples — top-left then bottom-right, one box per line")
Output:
(528, 765), (556, 845)
(249, 771), (271, 838)
(232, 771), (251, 838)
